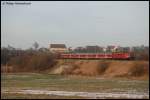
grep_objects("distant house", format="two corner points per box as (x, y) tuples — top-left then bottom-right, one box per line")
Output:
(49, 44), (68, 53)
(106, 45), (118, 52)
(122, 47), (130, 52)
(74, 47), (86, 53)
(86, 46), (103, 53)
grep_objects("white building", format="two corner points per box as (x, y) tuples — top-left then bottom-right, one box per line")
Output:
(49, 44), (68, 53)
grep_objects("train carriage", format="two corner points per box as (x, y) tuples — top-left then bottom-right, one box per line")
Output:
(59, 52), (131, 60)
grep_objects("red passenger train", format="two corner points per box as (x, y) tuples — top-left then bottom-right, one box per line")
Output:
(59, 53), (131, 60)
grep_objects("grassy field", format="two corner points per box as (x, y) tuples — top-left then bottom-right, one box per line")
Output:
(1, 73), (149, 99)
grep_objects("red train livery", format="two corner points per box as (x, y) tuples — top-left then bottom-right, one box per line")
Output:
(59, 53), (131, 59)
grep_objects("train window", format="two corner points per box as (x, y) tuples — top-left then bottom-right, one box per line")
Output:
(80, 55), (86, 57)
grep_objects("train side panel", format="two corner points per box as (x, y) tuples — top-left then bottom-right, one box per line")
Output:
(60, 53), (131, 59)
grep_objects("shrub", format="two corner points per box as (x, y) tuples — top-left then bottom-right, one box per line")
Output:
(129, 62), (145, 77)
(98, 61), (110, 74)
(29, 53), (56, 71)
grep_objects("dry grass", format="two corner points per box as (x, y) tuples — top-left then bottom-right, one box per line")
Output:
(50, 60), (149, 80)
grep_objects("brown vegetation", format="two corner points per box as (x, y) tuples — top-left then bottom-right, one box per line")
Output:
(50, 60), (149, 80)
(5, 53), (57, 72)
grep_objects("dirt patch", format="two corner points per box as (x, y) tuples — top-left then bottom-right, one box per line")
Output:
(103, 61), (134, 77)
(72, 61), (100, 76)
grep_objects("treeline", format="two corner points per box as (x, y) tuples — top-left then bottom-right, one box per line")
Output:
(1, 45), (57, 72)
(130, 47), (149, 61)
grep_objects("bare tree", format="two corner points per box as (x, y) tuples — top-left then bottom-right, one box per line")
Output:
(33, 42), (39, 50)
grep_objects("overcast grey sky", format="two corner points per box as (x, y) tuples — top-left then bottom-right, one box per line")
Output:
(1, 1), (149, 49)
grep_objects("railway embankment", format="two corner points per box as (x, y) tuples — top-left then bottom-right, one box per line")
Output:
(1, 59), (149, 80)
(50, 60), (149, 80)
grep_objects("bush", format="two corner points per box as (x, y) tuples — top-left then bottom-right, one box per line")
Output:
(29, 53), (56, 71)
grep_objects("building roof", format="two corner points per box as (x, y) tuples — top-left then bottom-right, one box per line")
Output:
(107, 45), (115, 48)
(50, 44), (66, 48)
(86, 46), (100, 49)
